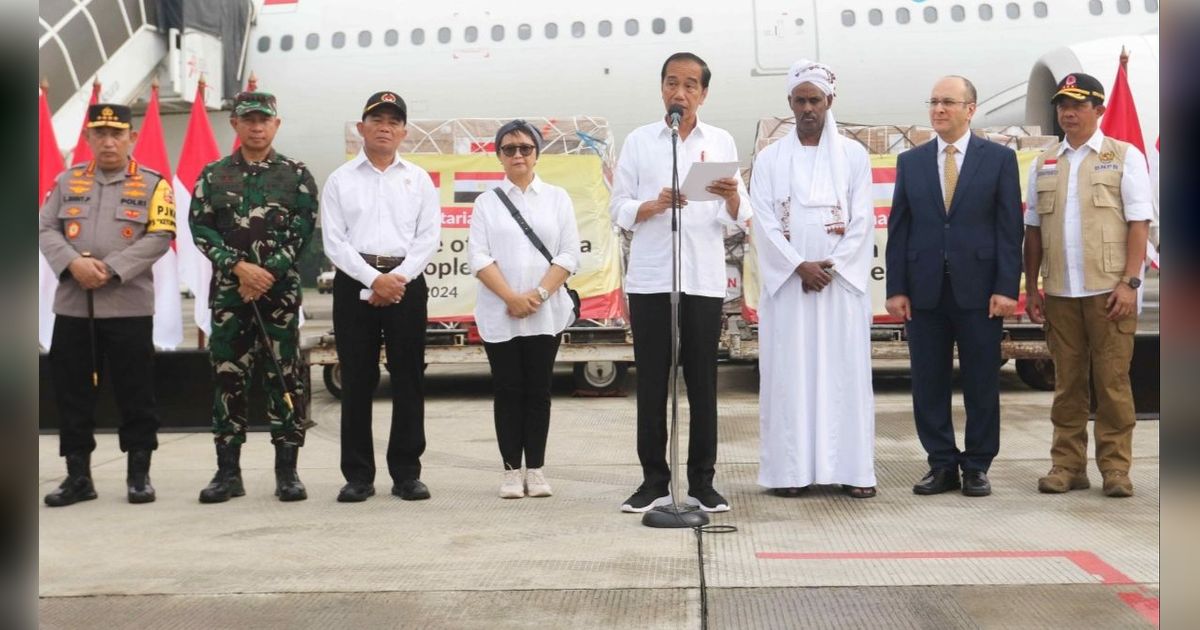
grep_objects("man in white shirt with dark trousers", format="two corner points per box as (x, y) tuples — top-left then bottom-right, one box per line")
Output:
(320, 91), (441, 503)
(609, 52), (751, 514)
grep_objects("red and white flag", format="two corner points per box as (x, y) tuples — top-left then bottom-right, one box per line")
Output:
(38, 83), (65, 350)
(70, 79), (100, 166)
(174, 80), (222, 336)
(1100, 51), (1157, 268)
(132, 83), (184, 348)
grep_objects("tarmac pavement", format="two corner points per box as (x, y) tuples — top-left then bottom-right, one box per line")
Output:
(38, 359), (1159, 629)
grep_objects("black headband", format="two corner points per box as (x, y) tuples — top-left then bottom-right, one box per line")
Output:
(495, 119), (543, 156)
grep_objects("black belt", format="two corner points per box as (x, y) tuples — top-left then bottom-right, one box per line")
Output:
(360, 253), (405, 271)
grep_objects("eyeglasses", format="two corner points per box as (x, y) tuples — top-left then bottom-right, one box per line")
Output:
(926, 99), (974, 108)
(500, 144), (536, 157)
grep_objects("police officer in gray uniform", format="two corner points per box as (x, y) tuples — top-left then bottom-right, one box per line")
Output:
(38, 103), (175, 506)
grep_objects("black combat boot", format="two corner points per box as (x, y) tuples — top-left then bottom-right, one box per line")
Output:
(198, 442), (244, 503)
(126, 449), (156, 503)
(44, 452), (98, 507)
(274, 443), (307, 502)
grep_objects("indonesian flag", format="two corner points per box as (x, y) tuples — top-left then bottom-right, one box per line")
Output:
(38, 84), (65, 350)
(132, 84), (184, 349)
(70, 80), (100, 166)
(1100, 52), (1157, 268)
(1100, 58), (1146, 156)
(174, 81), (222, 336)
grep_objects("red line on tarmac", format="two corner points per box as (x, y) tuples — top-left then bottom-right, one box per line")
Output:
(756, 550), (1158, 627)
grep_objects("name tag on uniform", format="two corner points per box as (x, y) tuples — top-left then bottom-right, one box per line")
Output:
(1093, 163), (1121, 172)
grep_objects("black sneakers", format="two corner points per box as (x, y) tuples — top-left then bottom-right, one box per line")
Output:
(685, 487), (731, 513)
(620, 486), (672, 513)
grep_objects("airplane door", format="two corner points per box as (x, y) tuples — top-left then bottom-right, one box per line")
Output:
(752, 0), (818, 75)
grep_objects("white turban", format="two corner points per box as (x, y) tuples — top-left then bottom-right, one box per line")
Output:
(786, 59), (836, 97)
(784, 59), (848, 236)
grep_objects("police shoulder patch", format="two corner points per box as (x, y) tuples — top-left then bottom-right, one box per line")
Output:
(146, 179), (177, 234)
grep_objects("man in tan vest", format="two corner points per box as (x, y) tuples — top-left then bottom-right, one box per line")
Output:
(1023, 72), (1153, 497)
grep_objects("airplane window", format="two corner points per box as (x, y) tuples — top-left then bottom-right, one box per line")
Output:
(412, 29), (425, 45)
(332, 31), (345, 49)
(1145, 0), (1158, 12)
(1006, 3), (1019, 18)
(979, 4), (994, 20)
(868, 9), (882, 25)
(599, 20), (612, 37)
(492, 25), (504, 41)
(257, 36), (270, 53)
(384, 29), (399, 46)
(280, 34), (293, 51)
(518, 24), (531, 40)
(1117, 0), (1131, 13)
(305, 33), (319, 50)
(924, 6), (937, 22)
(951, 5), (965, 21)
(841, 10), (855, 27)
(679, 17), (693, 33)
(572, 21), (584, 38)
(438, 27), (450, 44)
(652, 18), (666, 34)
(896, 8), (911, 24)
(465, 26), (478, 43)
(545, 23), (558, 39)
(625, 19), (638, 35)
(358, 30), (371, 47)
(1089, 0), (1102, 14)
(1034, 2), (1048, 17)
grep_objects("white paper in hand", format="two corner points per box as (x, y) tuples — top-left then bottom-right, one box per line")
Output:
(680, 161), (739, 202)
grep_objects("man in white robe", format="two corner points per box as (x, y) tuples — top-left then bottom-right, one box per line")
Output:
(750, 60), (877, 497)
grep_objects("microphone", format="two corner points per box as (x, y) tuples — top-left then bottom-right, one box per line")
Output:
(667, 104), (684, 132)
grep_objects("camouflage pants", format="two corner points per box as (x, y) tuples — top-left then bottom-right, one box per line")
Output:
(209, 296), (305, 446)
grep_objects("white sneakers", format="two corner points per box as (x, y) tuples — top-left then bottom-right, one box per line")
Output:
(499, 467), (553, 499)
(499, 469), (524, 499)
(524, 468), (552, 497)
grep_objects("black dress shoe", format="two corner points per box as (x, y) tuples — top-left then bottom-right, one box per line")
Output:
(392, 479), (431, 501)
(337, 482), (375, 503)
(912, 468), (961, 495)
(962, 470), (992, 497)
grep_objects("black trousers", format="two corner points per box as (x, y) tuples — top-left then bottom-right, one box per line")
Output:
(628, 292), (724, 492)
(334, 270), (428, 484)
(906, 273), (1002, 472)
(49, 315), (159, 457)
(483, 334), (561, 470)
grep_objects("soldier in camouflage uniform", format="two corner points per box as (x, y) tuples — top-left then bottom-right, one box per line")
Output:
(38, 104), (174, 506)
(189, 92), (317, 503)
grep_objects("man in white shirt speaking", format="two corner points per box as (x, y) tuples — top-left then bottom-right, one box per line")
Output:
(320, 91), (441, 503)
(610, 52), (752, 514)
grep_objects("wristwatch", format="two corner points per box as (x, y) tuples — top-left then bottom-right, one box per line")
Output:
(1123, 276), (1142, 289)
(535, 286), (551, 301)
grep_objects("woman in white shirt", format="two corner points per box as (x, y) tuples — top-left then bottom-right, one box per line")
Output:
(468, 120), (582, 499)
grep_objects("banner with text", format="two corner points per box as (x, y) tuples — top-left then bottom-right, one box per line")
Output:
(404, 153), (624, 322)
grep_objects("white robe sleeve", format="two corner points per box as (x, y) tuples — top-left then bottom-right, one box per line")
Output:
(751, 143), (804, 299)
(826, 141), (875, 296)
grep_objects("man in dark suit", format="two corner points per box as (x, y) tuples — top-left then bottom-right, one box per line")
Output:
(885, 76), (1023, 497)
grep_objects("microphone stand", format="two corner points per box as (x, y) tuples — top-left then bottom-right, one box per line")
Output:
(643, 116), (710, 529)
